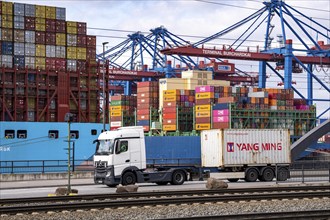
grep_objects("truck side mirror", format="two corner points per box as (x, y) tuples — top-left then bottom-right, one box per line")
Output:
(93, 139), (98, 144)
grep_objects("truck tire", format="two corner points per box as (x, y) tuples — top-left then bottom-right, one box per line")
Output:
(122, 171), (136, 185)
(261, 167), (274, 182)
(106, 184), (118, 187)
(245, 168), (258, 182)
(227, 178), (239, 182)
(277, 167), (289, 181)
(155, 182), (168, 185)
(171, 170), (185, 185)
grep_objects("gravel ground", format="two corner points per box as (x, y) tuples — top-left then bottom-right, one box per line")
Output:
(2, 198), (330, 220)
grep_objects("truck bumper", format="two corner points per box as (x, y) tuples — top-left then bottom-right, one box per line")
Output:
(94, 165), (120, 185)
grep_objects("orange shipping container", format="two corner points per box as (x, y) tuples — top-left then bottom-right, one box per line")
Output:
(196, 111), (211, 118)
(163, 125), (176, 131)
(196, 123), (211, 130)
(195, 105), (211, 112)
(110, 111), (122, 117)
(163, 90), (180, 96)
(163, 113), (176, 119)
(163, 96), (178, 102)
(162, 119), (176, 125)
(137, 114), (150, 120)
(196, 92), (214, 99)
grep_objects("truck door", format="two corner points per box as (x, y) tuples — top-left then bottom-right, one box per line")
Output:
(113, 140), (130, 176)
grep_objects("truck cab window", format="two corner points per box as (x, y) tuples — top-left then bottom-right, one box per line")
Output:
(96, 139), (114, 155)
(116, 140), (128, 154)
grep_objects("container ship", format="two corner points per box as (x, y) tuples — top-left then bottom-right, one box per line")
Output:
(0, 1), (328, 165)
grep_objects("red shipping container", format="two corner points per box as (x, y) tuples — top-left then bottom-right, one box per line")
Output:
(55, 58), (66, 71)
(137, 109), (150, 115)
(87, 35), (96, 48)
(111, 95), (126, 101)
(86, 47), (96, 60)
(25, 17), (36, 30)
(77, 60), (86, 72)
(137, 97), (156, 104)
(110, 116), (121, 121)
(162, 107), (176, 114)
(46, 33), (56, 45)
(162, 119), (176, 125)
(195, 99), (213, 105)
(77, 35), (87, 47)
(163, 113), (176, 119)
(35, 31), (46, 44)
(137, 87), (158, 93)
(196, 117), (211, 123)
(137, 81), (158, 87)
(163, 101), (180, 107)
(55, 20), (66, 33)
(46, 19), (56, 32)
(137, 92), (157, 99)
(46, 58), (56, 70)
(137, 103), (157, 109)
(212, 122), (229, 129)
(217, 97), (236, 103)
(137, 114), (150, 120)
(77, 22), (87, 35)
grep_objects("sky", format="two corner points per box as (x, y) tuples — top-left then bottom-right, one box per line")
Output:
(8, 0), (330, 117)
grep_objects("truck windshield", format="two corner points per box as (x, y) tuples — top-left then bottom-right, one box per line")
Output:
(95, 139), (114, 155)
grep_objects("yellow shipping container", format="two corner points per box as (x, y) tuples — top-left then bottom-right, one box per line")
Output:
(36, 44), (46, 57)
(195, 105), (211, 112)
(35, 57), (46, 70)
(66, 21), (77, 34)
(196, 111), (211, 118)
(35, 18), (46, 31)
(56, 33), (66, 46)
(110, 111), (122, 117)
(2, 16), (13, 28)
(2, 2), (13, 15)
(196, 123), (211, 130)
(67, 47), (77, 59)
(196, 92), (214, 99)
(110, 106), (123, 111)
(76, 47), (86, 60)
(163, 96), (178, 102)
(163, 89), (180, 96)
(36, 5), (46, 18)
(163, 125), (176, 131)
(181, 70), (213, 80)
(45, 6), (56, 19)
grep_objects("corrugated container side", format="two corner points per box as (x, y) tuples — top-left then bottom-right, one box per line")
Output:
(45, 32), (55, 45)
(35, 5), (46, 18)
(86, 35), (96, 47)
(35, 56), (45, 69)
(14, 3), (25, 16)
(25, 43), (35, 56)
(13, 55), (25, 68)
(76, 47), (86, 60)
(35, 31), (45, 44)
(14, 42), (25, 55)
(67, 46), (77, 59)
(24, 4), (36, 17)
(77, 35), (86, 47)
(55, 45), (66, 58)
(2, 41), (13, 55)
(13, 15), (24, 29)
(77, 22), (86, 35)
(25, 56), (35, 69)
(55, 33), (66, 46)
(201, 129), (291, 167)
(56, 7), (66, 20)
(35, 17), (45, 31)
(55, 20), (66, 33)
(13, 29), (25, 42)
(45, 6), (56, 19)
(1, 55), (13, 68)
(46, 45), (56, 57)
(2, 28), (13, 41)
(46, 18), (56, 32)
(2, 2), (13, 15)
(2, 14), (13, 28)
(67, 59), (77, 71)
(66, 21), (77, 34)
(25, 30), (35, 43)
(35, 44), (45, 57)
(67, 34), (77, 46)
(24, 16), (35, 30)
(86, 47), (96, 60)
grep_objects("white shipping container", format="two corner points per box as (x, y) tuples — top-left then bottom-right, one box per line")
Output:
(46, 45), (56, 58)
(25, 31), (35, 43)
(111, 121), (122, 127)
(14, 3), (25, 16)
(25, 56), (35, 69)
(201, 129), (291, 167)
(25, 43), (35, 56)
(248, 91), (268, 98)
(25, 4), (36, 17)
(56, 7), (66, 20)
(67, 34), (77, 46)
(55, 46), (66, 58)
(67, 59), (77, 71)
(14, 16), (25, 29)
(14, 43), (25, 55)
(2, 55), (13, 68)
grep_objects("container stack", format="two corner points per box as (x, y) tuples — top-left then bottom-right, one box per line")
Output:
(0, 1), (97, 71)
(137, 81), (159, 131)
(195, 86), (215, 130)
(162, 89), (195, 132)
(109, 95), (136, 130)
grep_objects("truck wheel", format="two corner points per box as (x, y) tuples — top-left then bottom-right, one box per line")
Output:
(261, 167), (274, 182)
(245, 168), (258, 182)
(227, 178), (239, 182)
(171, 170), (185, 185)
(155, 182), (168, 185)
(277, 167), (289, 181)
(122, 171), (136, 185)
(106, 184), (118, 187)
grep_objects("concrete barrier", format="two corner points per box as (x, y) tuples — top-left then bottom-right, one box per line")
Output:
(0, 172), (94, 182)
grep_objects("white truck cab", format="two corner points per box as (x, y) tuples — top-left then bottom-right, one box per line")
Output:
(94, 126), (188, 187)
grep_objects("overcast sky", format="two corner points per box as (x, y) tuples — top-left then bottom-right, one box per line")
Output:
(10, 0), (330, 117)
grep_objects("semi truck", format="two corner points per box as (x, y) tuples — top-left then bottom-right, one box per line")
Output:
(93, 126), (291, 186)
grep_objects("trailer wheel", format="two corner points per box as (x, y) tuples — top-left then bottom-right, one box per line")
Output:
(171, 170), (185, 185)
(227, 178), (239, 182)
(261, 167), (274, 182)
(122, 171), (136, 185)
(277, 167), (289, 181)
(245, 168), (258, 182)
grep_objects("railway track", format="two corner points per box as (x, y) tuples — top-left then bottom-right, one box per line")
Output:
(0, 185), (329, 217)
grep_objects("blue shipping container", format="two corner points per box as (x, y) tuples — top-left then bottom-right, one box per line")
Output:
(137, 120), (149, 126)
(14, 55), (25, 68)
(213, 103), (229, 110)
(2, 42), (14, 55)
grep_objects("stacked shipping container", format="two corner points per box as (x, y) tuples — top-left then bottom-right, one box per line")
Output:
(162, 89), (195, 132)
(109, 95), (136, 129)
(136, 81), (159, 131)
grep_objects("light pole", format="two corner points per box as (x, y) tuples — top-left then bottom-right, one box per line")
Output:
(102, 42), (109, 131)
